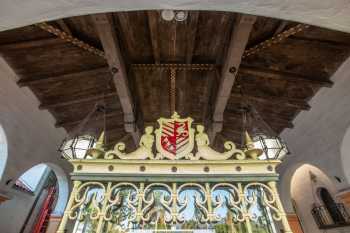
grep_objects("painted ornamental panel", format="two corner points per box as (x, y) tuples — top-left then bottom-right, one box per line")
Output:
(56, 113), (293, 233)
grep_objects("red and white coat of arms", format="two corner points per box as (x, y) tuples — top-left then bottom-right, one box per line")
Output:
(155, 113), (194, 160)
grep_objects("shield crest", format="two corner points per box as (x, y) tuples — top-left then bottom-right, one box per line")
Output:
(156, 112), (194, 160)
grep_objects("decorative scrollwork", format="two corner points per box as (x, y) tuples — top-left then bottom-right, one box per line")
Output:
(211, 183), (245, 222)
(69, 182), (106, 221)
(244, 183), (282, 221)
(104, 183), (139, 224)
(60, 180), (291, 233)
(177, 183), (208, 223)
(142, 183), (173, 224)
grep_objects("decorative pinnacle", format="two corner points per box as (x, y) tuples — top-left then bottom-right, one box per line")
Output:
(244, 131), (263, 159)
(95, 131), (105, 149)
(244, 131), (254, 149)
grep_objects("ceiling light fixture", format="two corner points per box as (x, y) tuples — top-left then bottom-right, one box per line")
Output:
(174, 11), (188, 22)
(161, 10), (175, 21)
(161, 10), (188, 22)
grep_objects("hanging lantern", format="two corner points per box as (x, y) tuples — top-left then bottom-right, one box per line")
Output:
(238, 90), (290, 160)
(253, 134), (289, 160)
(58, 102), (107, 160)
(59, 135), (96, 160)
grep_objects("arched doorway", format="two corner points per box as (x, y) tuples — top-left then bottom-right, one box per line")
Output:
(0, 163), (69, 233)
(290, 164), (342, 232)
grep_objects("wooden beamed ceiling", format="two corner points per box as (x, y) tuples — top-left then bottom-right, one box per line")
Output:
(0, 11), (350, 149)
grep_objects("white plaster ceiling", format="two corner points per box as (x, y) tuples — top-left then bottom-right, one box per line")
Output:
(1, 0), (350, 32)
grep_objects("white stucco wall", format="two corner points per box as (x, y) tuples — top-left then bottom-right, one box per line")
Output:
(1, 0), (350, 33)
(0, 56), (72, 232)
(278, 56), (350, 213)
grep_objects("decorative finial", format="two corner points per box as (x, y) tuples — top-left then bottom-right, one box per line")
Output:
(171, 112), (180, 119)
(243, 131), (263, 159)
(86, 131), (105, 159)
(95, 131), (105, 149)
(245, 131), (254, 148)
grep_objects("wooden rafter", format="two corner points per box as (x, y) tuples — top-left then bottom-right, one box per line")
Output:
(17, 67), (109, 87)
(39, 92), (117, 109)
(209, 14), (257, 140)
(225, 111), (294, 129)
(239, 65), (333, 87)
(230, 93), (310, 110)
(91, 13), (141, 144)
(55, 111), (122, 128)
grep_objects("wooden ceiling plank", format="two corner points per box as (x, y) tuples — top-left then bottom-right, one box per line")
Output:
(202, 71), (215, 126)
(17, 67), (109, 87)
(209, 14), (257, 140)
(55, 111), (122, 128)
(230, 93), (310, 110)
(225, 111), (294, 129)
(239, 65), (333, 87)
(186, 11), (199, 64)
(179, 12), (199, 115)
(147, 11), (161, 64)
(39, 92), (117, 109)
(225, 108), (294, 127)
(91, 13), (141, 144)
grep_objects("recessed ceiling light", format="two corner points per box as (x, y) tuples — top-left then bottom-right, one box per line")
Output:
(161, 10), (175, 21)
(174, 11), (188, 22)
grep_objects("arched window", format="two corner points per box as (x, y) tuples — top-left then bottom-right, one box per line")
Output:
(0, 125), (8, 180)
(319, 188), (345, 224)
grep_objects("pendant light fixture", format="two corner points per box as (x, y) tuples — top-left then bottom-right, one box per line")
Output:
(58, 101), (107, 160)
(239, 85), (289, 160)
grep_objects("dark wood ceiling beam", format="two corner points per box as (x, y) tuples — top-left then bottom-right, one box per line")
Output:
(92, 13), (141, 144)
(55, 111), (123, 128)
(17, 67), (109, 87)
(39, 92), (117, 109)
(147, 11), (161, 64)
(209, 14), (257, 140)
(239, 65), (333, 87)
(230, 93), (310, 110)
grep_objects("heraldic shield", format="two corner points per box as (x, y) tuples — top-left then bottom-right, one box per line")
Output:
(155, 112), (195, 160)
